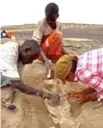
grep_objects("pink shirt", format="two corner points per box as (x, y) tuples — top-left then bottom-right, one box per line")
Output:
(75, 48), (103, 101)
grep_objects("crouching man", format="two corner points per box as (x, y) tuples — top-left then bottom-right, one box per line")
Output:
(0, 38), (60, 110)
(55, 48), (103, 104)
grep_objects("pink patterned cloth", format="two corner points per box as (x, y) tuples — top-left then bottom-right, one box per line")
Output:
(74, 48), (103, 101)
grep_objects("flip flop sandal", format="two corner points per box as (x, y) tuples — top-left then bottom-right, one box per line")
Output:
(7, 104), (16, 110)
(1, 98), (16, 110)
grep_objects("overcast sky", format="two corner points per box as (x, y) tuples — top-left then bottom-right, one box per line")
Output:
(0, 0), (103, 26)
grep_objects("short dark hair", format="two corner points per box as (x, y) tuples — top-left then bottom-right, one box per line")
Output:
(45, 2), (59, 17)
(71, 56), (78, 72)
(20, 39), (40, 55)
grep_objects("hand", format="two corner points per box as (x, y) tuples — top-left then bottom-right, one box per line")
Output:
(47, 93), (60, 104)
(65, 91), (80, 98)
(45, 60), (52, 78)
(40, 49), (52, 76)
(74, 93), (89, 104)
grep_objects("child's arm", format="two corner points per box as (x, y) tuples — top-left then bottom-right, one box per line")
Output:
(34, 40), (51, 77)
(32, 21), (51, 75)
(32, 21), (43, 44)
(40, 48), (51, 74)
(11, 80), (59, 103)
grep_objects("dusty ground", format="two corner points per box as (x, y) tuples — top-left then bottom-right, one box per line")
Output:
(2, 25), (103, 53)
(1, 24), (103, 128)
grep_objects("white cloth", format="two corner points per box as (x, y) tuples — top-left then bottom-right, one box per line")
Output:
(32, 18), (62, 45)
(0, 42), (20, 87)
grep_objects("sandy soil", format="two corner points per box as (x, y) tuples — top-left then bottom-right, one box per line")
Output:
(1, 24), (103, 128)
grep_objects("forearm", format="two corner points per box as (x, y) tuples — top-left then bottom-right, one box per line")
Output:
(34, 40), (49, 63)
(11, 80), (44, 97)
(79, 87), (96, 95)
(40, 48), (49, 62)
(81, 76), (103, 97)
(11, 80), (60, 102)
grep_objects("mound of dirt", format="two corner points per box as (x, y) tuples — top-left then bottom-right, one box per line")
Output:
(44, 80), (103, 128)
(1, 62), (58, 128)
(1, 62), (103, 128)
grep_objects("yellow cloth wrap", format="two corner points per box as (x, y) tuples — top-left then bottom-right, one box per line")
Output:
(55, 55), (72, 80)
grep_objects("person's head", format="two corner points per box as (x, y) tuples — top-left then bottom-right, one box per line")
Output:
(45, 2), (59, 29)
(19, 40), (40, 64)
(55, 55), (78, 83)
